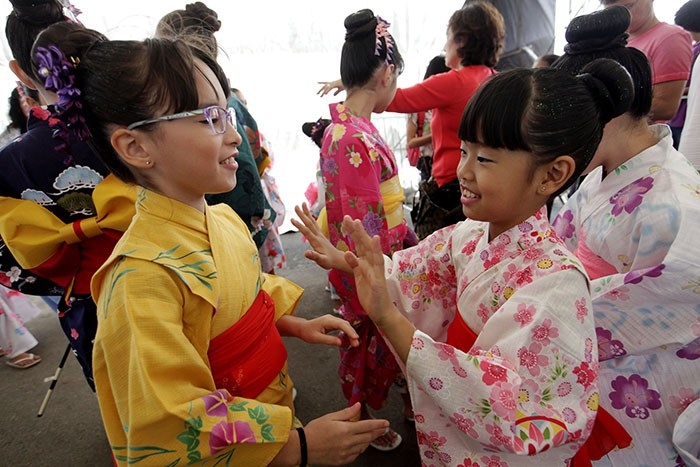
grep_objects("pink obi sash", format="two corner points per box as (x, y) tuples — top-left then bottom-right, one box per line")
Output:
(208, 289), (287, 399)
(446, 310), (631, 465)
(574, 235), (617, 280)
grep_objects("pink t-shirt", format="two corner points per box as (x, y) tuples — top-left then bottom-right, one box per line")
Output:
(629, 22), (692, 85)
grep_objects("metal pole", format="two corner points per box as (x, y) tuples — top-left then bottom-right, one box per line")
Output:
(37, 343), (72, 417)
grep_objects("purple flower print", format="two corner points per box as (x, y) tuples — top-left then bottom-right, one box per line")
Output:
(596, 327), (627, 361)
(623, 264), (665, 285)
(553, 210), (575, 240)
(609, 374), (662, 419)
(209, 420), (256, 454)
(202, 390), (230, 417)
(321, 157), (339, 175)
(361, 210), (383, 237)
(609, 176), (654, 216)
(676, 336), (700, 360)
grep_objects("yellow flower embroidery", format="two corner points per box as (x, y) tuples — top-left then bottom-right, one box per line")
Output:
(348, 150), (363, 168)
(412, 284), (421, 294)
(331, 125), (346, 142)
(537, 259), (553, 269)
(586, 392), (599, 411)
(503, 287), (514, 300)
(336, 239), (349, 252)
(368, 148), (379, 161)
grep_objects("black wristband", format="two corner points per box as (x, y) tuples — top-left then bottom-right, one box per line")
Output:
(296, 427), (308, 467)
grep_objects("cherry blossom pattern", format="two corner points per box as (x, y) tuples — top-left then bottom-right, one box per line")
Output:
(609, 176), (654, 217)
(596, 327), (627, 361)
(676, 336), (700, 360)
(608, 374), (662, 419)
(552, 209), (575, 240)
(668, 387), (700, 416)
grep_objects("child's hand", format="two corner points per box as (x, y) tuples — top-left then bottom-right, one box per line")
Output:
(317, 80), (344, 97)
(298, 315), (359, 347)
(292, 203), (351, 273)
(340, 216), (396, 327)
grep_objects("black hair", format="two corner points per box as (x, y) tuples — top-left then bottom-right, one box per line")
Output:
(534, 54), (560, 68)
(7, 88), (27, 132)
(302, 118), (331, 148)
(33, 22), (230, 184)
(424, 55), (450, 80)
(156, 2), (221, 58)
(448, 2), (505, 68)
(340, 9), (404, 88)
(6, 0), (66, 76)
(676, 0), (700, 33)
(553, 5), (652, 119)
(459, 58), (633, 197)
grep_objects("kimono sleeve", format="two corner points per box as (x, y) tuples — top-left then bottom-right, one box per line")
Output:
(384, 224), (459, 341)
(93, 258), (292, 466)
(405, 268), (598, 456)
(320, 123), (396, 254)
(261, 272), (304, 321)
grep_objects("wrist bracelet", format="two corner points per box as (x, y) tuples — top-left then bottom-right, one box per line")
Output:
(296, 427), (308, 467)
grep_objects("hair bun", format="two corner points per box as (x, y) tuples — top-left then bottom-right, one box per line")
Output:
(577, 58), (634, 123)
(564, 6), (630, 55)
(10, 0), (63, 25)
(184, 2), (221, 33)
(344, 9), (377, 41)
(302, 118), (331, 147)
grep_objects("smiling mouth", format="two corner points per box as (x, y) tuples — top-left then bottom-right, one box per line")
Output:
(461, 187), (480, 199)
(220, 155), (237, 166)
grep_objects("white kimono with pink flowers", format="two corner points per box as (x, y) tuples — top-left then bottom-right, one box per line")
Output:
(552, 126), (700, 467)
(384, 207), (598, 466)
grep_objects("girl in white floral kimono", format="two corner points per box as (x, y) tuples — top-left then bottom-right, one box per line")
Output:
(294, 59), (637, 466)
(553, 6), (700, 467)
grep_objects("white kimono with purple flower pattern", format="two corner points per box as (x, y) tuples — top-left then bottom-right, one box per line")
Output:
(384, 206), (598, 466)
(552, 126), (700, 467)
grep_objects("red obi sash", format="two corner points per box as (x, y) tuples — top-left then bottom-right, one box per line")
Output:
(208, 289), (287, 399)
(446, 311), (631, 465)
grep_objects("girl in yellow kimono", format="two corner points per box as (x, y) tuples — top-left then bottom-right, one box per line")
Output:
(33, 23), (389, 467)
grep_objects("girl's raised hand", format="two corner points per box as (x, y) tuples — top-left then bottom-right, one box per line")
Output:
(317, 80), (345, 97)
(298, 314), (360, 347)
(292, 203), (350, 273)
(340, 216), (395, 328)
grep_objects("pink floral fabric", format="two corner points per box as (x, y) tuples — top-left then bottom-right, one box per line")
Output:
(552, 126), (700, 466)
(385, 207), (597, 465)
(321, 102), (417, 409)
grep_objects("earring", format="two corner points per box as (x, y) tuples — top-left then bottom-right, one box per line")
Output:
(145, 160), (152, 166)
(539, 186), (547, 193)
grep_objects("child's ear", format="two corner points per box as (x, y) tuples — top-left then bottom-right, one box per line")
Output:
(538, 155), (576, 196)
(110, 129), (154, 170)
(9, 60), (38, 90)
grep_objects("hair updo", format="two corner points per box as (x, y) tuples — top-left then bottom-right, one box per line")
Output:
(156, 2), (222, 58)
(340, 9), (404, 88)
(6, 0), (66, 76)
(553, 5), (652, 119)
(675, 0), (700, 33)
(460, 58), (633, 197)
(448, 2), (505, 68)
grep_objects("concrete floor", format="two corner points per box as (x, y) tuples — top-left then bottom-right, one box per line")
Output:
(0, 231), (420, 467)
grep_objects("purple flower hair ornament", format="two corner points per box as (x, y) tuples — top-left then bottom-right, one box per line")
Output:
(35, 44), (91, 162)
(374, 16), (395, 66)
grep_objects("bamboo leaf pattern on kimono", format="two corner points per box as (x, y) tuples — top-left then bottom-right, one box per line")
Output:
(102, 256), (136, 318)
(112, 445), (176, 464)
(152, 246), (217, 291)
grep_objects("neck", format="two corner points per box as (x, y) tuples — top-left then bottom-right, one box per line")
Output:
(344, 88), (377, 120)
(630, 15), (659, 39)
(601, 116), (659, 175)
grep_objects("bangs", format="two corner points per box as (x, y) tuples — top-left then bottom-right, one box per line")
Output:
(459, 70), (532, 152)
(145, 39), (201, 113)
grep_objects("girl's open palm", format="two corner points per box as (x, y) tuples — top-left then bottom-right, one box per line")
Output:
(341, 216), (396, 327)
(292, 203), (348, 272)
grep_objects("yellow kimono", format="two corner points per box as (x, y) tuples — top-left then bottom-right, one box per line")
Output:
(91, 188), (303, 466)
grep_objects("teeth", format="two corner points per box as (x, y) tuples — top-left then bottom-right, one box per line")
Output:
(220, 156), (236, 165)
(462, 189), (479, 198)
